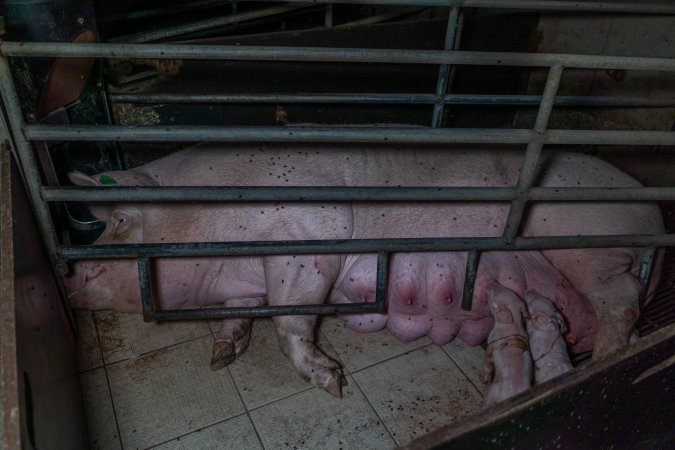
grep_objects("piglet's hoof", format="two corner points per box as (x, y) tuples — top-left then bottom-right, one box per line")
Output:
(321, 371), (343, 398)
(210, 339), (237, 371)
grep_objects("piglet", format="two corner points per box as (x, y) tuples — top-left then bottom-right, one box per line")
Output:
(525, 289), (573, 383)
(481, 281), (532, 408)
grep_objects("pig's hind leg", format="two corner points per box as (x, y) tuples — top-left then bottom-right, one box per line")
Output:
(265, 255), (345, 397)
(210, 297), (265, 370)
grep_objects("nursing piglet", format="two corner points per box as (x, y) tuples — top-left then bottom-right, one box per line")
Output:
(481, 281), (532, 408)
(525, 290), (574, 383)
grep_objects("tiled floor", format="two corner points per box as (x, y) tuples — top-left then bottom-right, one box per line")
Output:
(76, 311), (486, 449)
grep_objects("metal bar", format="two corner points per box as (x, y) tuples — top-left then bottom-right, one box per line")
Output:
(324, 3), (333, 27)
(4, 43), (675, 71)
(374, 252), (390, 313)
(111, 3), (316, 43)
(461, 250), (479, 311)
(153, 302), (382, 320)
(503, 65), (563, 242)
(0, 56), (65, 274)
(431, 6), (460, 128)
(138, 257), (155, 322)
(23, 125), (675, 146)
(59, 234), (675, 260)
(229, 0), (675, 14)
(40, 186), (675, 203)
(101, 0), (237, 22)
(108, 92), (675, 108)
(638, 246), (657, 300)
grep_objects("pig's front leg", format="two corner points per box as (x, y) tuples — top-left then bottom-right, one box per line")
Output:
(210, 296), (266, 370)
(265, 255), (344, 397)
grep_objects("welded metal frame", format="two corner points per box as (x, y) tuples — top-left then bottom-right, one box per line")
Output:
(0, 0), (674, 322)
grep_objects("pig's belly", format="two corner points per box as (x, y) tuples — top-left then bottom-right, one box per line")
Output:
(329, 251), (597, 352)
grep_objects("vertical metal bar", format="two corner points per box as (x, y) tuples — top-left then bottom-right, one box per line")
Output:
(374, 252), (390, 313)
(0, 55), (65, 274)
(461, 250), (480, 311)
(431, 6), (460, 128)
(325, 3), (334, 27)
(502, 65), (564, 242)
(638, 246), (657, 299)
(138, 257), (155, 322)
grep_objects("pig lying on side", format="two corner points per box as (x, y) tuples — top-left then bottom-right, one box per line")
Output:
(525, 290), (574, 383)
(481, 281), (532, 408)
(63, 144), (663, 397)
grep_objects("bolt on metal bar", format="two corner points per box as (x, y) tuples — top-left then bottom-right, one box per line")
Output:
(40, 186), (675, 203)
(230, 0), (675, 14)
(0, 55), (65, 274)
(431, 6), (460, 128)
(108, 92), (675, 108)
(138, 257), (155, 322)
(461, 250), (479, 311)
(59, 234), (675, 261)
(503, 65), (563, 242)
(21, 125), (675, 145)
(4, 43), (675, 72)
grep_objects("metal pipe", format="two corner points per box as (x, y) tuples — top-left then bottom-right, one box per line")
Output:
(638, 247), (657, 300)
(153, 302), (383, 320)
(229, 0), (675, 14)
(461, 250), (479, 311)
(138, 257), (155, 322)
(4, 43), (675, 71)
(40, 186), (675, 203)
(375, 252), (390, 313)
(59, 234), (675, 260)
(431, 6), (460, 128)
(23, 125), (675, 146)
(111, 4), (316, 43)
(503, 65), (563, 242)
(0, 56), (65, 274)
(108, 92), (675, 108)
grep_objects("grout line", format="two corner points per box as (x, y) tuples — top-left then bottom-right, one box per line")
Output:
(345, 341), (433, 377)
(145, 412), (253, 449)
(225, 364), (267, 449)
(91, 311), (125, 450)
(441, 345), (486, 396)
(347, 373), (398, 447)
(102, 332), (214, 367)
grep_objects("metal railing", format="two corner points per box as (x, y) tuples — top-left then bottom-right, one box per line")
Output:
(1, 0), (674, 322)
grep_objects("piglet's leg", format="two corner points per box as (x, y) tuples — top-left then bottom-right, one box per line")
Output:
(210, 296), (265, 371)
(264, 255), (344, 397)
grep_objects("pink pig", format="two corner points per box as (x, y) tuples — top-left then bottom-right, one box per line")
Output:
(63, 144), (663, 396)
(525, 289), (574, 383)
(481, 281), (532, 408)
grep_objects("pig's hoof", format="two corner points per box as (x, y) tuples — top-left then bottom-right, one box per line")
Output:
(210, 339), (236, 370)
(322, 372), (343, 398)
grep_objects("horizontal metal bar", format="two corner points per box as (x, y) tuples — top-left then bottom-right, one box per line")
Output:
(232, 0), (675, 14)
(59, 234), (675, 260)
(3, 43), (675, 71)
(23, 125), (675, 146)
(40, 186), (675, 203)
(153, 302), (382, 320)
(108, 92), (675, 108)
(111, 3), (316, 43)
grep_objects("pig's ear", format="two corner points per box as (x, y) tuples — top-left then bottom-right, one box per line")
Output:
(69, 171), (102, 186)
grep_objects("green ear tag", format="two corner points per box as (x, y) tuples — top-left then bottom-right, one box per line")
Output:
(99, 175), (118, 185)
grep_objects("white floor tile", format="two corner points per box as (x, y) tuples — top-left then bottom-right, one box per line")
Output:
(75, 310), (104, 372)
(228, 318), (341, 410)
(151, 414), (262, 450)
(250, 377), (395, 450)
(80, 368), (121, 450)
(95, 311), (211, 364)
(442, 339), (487, 394)
(107, 336), (245, 450)
(319, 316), (430, 374)
(352, 346), (483, 447)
